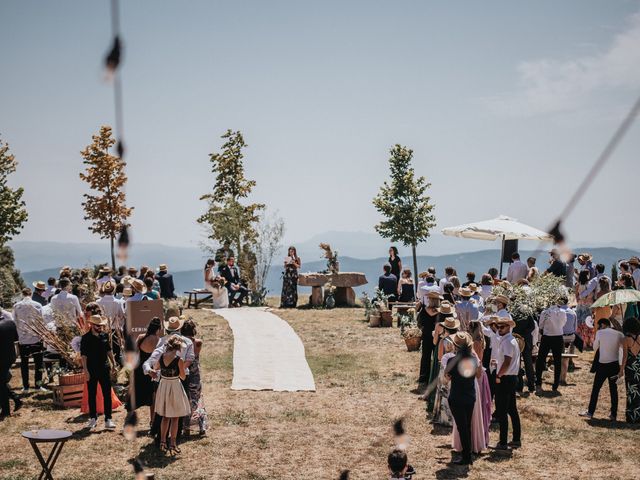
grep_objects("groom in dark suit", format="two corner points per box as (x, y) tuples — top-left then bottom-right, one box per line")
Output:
(219, 256), (248, 307)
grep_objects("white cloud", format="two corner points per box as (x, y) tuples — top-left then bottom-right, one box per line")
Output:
(484, 12), (640, 116)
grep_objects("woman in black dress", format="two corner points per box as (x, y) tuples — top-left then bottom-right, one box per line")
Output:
(131, 317), (161, 427)
(280, 246), (301, 308)
(388, 246), (402, 280)
(397, 268), (416, 303)
(418, 291), (442, 384)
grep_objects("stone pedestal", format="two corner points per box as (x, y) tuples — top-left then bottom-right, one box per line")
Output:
(310, 286), (323, 307)
(298, 272), (368, 308)
(334, 286), (356, 307)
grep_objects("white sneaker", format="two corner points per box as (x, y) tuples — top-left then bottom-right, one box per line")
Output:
(578, 410), (593, 419)
(87, 418), (98, 430)
(37, 386), (49, 393)
(21, 387), (30, 393)
(105, 419), (116, 430)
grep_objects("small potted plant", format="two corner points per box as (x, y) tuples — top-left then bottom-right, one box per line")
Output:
(398, 311), (422, 351)
(371, 288), (392, 327)
(361, 292), (374, 323)
(324, 283), (336, 309)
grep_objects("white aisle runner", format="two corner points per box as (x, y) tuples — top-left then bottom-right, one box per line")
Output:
(213, 307), (316, 392)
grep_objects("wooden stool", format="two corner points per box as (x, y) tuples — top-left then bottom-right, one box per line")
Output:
(22, 429), (72, 480)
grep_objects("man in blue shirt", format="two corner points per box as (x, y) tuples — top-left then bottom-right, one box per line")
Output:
(378, 264), (398, 301)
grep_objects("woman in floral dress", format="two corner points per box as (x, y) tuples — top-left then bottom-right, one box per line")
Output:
(280, 247), (301, 308)
(621, 317), (640, 423)
(180, 319), (208, 435)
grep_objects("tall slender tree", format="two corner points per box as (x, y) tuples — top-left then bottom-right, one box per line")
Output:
(198, 130), (264, 285)
(373, 144), (436, 290)
(79, 126), (133, 269)
(0, 135), (28, 247)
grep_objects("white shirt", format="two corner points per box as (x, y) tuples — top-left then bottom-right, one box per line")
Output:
(1, 309), (13, 322)
(507, 260), (528, 284)
(43, 285), (56, 300)
(580, 273), (609, 299)
(480, 285), (493, 300)
(13, 296), (44, 345)
(593, 328), (623, 364)
(538, 305), (567, 337)
(50, 290), (83, 325)
(481, 320), (501, 362)
(439, 276), (451, 294)
(418, 282), (440, 304)
(97, 295), (126, 329)
(143, 333), (195, 379)
(496, 332), (520, 376)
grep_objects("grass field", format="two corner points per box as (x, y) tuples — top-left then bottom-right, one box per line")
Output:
(1, 304), (638, 479)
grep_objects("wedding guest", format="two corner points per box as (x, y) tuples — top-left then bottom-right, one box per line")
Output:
(620, 317), (640, 423)
(577, 253), (596, 279)
(138, 265), (150, 281)
(575, 270), (594, 347)
(565, 254), (576, 289)
(417, 291), (441, 385)
(446, 332), (484, 465)
(513, 311), (536, 394)
(13, 288), (46, 392)
(629, 257), (640, 291)
(127, 279), (148, 303)
(219, 256), (249, 307)
(50, 278), (83, 326)
(43, 277), (57, 301)
(492, 316), (521, 450)
(130, 318), (162, 428)
(469, 320), (491, 444)
(145, 269), (161, 293)
(449, 276), (461, 298)
(156, 264), (177, 299)
(580, 264), (609, 300)
(418, 275), (439, 298)
(620, 274), (639, 320)
(479, 274), (493, 300)
(144, 278), (160, 300)
(546, 250), (567, 278)
(180, 319), (208, 435)
(397, 268), (415, 303)
(579, 318), (623, 420)
(428, 267), (440, 285)
(388, 246), (402, 280)
(113, 266), (127, 284)
(128, 266), (139, 278)
(494, 295), (512, 319)
(426, 309), (459, 420)
(455, 287), (479, 332)
(560, 295), (578, 358)
(0, 314), (20, 418)
(442, 283), (455, 305)
(281, 246), (301, 308)
(468, 284), (485, 312)
(388, 449), (415, 479)
(31, 281), (48, 306)
(535, 299), (567, 393)
(96, 280), (126, 364)
(96, 266), (114, 288)
(439, 267), (456, 293)
(378, 264), (398, 302)
(526, 257), (538, 282)
(506, 252), (528, 284)
(487, 268), (499, 284)
(154, 335), (191, 454)
(81, 315), (117, 430)
(462, 272), (476, 288)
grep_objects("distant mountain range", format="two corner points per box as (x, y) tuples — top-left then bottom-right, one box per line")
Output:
(14, 240), (639, 300)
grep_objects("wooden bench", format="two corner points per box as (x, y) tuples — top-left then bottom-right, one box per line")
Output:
(532, 352), (578, 384)
(185, 290), (212, 309)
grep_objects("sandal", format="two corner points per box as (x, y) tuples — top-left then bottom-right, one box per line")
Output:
(160, 442), (168, 453)
(170, 444), (181, 454)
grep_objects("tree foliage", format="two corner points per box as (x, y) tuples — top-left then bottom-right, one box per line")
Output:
(0, 246), (25, 307)
(198, 130), (264, 283)
(79, 126), (133, 268)
(373, 144), (436, 245)
(252, 212), (285, 304)
(0, 135), (28, 247)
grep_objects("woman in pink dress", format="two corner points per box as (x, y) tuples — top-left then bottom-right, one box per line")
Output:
(469, 320), (491, 445)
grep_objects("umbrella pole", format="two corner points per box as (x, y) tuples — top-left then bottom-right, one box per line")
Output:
(499, 235), (505, 278)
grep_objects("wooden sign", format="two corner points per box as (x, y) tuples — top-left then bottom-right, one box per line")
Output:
(125, 299), (164, 336)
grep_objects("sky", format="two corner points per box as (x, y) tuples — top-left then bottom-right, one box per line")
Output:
(1, 0), (639, 253)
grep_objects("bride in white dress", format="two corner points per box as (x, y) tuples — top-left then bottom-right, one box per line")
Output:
(204, 259), (229, 309)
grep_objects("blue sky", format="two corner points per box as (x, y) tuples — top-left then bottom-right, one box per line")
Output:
(1, 1), (639, 251)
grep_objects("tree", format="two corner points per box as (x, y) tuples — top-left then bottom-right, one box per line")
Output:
(372, 144), (436, 290)
(79, 126), (133, 270)
(198, 130), (264, 284)
(0, 245), (25, 307)
(0, 135), (28, 247)
(252, 212), (285, 305)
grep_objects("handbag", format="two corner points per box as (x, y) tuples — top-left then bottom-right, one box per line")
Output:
(590, 349), (599, 374)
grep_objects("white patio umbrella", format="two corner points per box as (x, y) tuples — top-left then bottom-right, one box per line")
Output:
(441, 215), (553, 276)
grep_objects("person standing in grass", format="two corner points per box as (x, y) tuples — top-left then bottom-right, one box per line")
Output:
(281, 246), (301, 308)
(180, 319), (208, 435)
(620, 317), (640, 423)
(13, 288), (46, 392)
(580, 318), (623, 421)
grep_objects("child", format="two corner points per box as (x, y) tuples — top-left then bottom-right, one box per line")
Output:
(154, 335), (191, 454)
(388, 449), (416, 479)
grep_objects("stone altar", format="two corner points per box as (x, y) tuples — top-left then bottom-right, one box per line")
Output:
(297, 272), (368, 307)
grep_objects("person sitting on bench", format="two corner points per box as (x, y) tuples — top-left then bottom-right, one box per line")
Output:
(219, 256), (249, 307)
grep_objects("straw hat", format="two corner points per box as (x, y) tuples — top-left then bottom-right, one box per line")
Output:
(578, 253), (592, 263)
(158, 264), (168, 272)
(131, 278), (147, 294)
(459, 287), (472, 297)
(164, 316), (184, 331)
(88, 314), (108, 326)
(427, 291), (443, 300)
(468, 283), (480, 294)
(101, 266), (112, 274)
(451, 332), (473, 349)
(123, 287), (133, 297)
(418, 271), (430, 279)
(438, 301), (456, 315)
(32, 281), (46, 290)
(494, 316), (515, 328)
(483, 315), (499, 326)
(442, 316), (460, 330)
(495, 294), (510, 306)
(59, 266), (71, 275)
(100, 280), (116, 294)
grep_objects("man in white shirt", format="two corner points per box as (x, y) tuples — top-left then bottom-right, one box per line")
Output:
(492, 316), (521, 450)
(535, 301), (567, 392)
(43, 277), (57, 301)
(579, 318), (623, 420)
(13, 288), (46, 392)
(506, 252), (528, 284)
(50, 278), (83, 326)
(96, 266), (114, 289)
(455, 287), (479, 332)
(439, 266), (455, 294)
(96, 280), (126, 365)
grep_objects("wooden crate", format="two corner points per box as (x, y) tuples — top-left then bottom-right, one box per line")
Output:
(52, 383), (84, 408)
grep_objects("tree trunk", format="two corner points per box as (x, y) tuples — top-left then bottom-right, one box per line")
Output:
(110, 235), (116, 271)
(412, 243), (419, 293)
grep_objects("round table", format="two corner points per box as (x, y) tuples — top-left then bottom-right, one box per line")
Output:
(21, 429), (72, 480)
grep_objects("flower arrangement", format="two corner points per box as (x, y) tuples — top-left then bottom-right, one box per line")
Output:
(319, 243), (339, 274)
(372, 287), (391, 311)
(492, 274), (566, 321)
(361, 292), (374, 321)
(24, 314), (82, 371)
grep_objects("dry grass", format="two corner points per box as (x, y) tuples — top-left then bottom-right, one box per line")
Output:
(1, 304), (638, 479)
